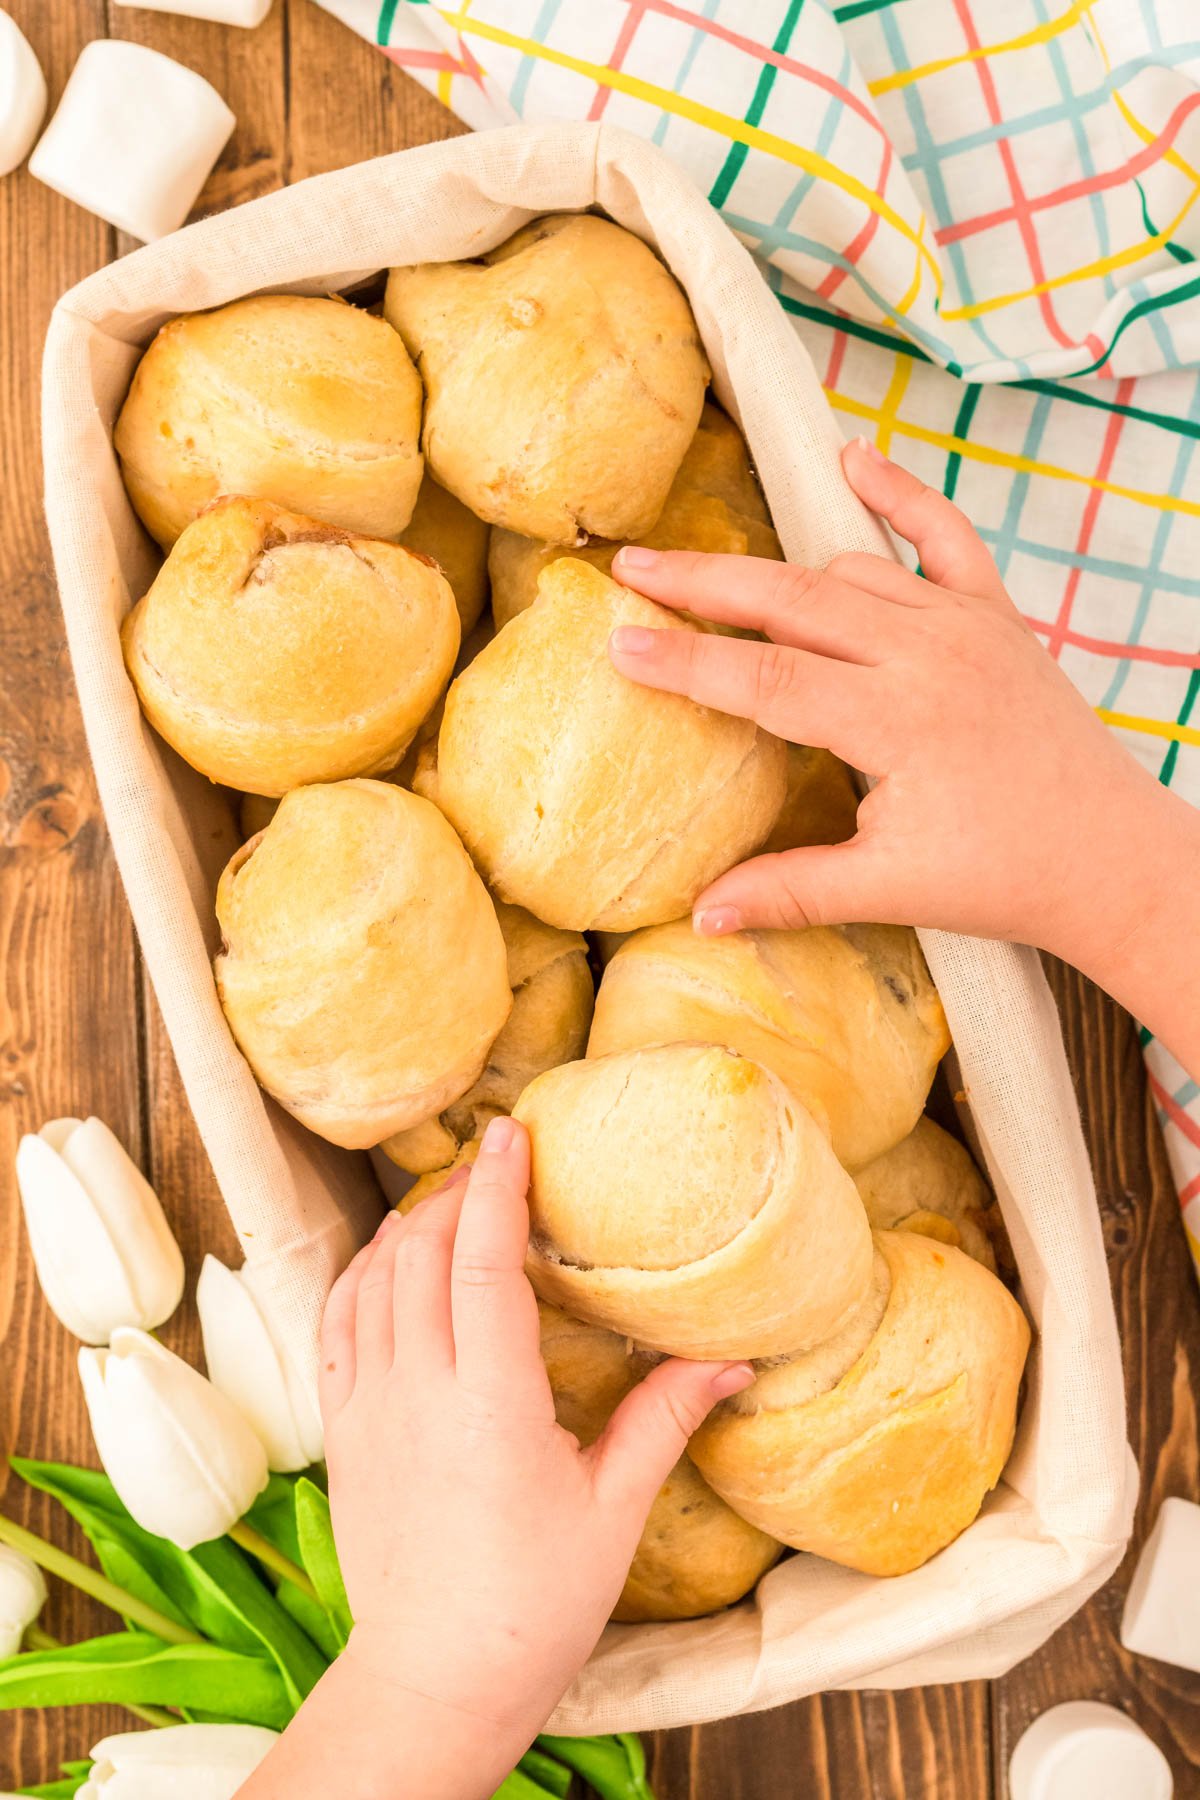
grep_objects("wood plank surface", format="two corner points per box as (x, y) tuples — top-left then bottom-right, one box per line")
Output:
(1, 5), (1197, 1796)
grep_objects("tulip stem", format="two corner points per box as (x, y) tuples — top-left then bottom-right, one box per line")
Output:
(0, 1514), (201, 1647)
(229, 1521), (319, 1603)
(21, 1624), (181, 1728)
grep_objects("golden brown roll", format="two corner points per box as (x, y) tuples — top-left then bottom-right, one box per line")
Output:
(690, 1230), (1030, 1577)
(214, 781), (511, 1149)
(122, 498), (459, 797)
(513, 1043), (873, 1360)
(853, 1117), (997, 1272)
(384, 214), (708, 543)
(114, 294), (423, 549)
(488, 403), (781, 631)
(396, 1137), (482, 1215)
(399, 471), (490, 636)
(381, 901), (594, 1174)
(429, 559), (787, 932)
(760, 745), (861, 854)
(587, 919), (949, 1170)
(538, 1303), (782, 1622)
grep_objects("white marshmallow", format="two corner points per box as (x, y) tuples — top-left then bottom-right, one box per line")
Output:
(0, 10), (47, 176)
(112, 0), (273, 23)
(29, 39), (234, 241)
(1121, 1495), (1200, 1673)
(1009, 1702), (1172, 1800)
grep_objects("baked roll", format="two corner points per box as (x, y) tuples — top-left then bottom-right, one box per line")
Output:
(396, 1136), (482, 1216)
(488, 402), (781, 631)
(399, 471), (490, 636)
(587, 918), (949, 1170)
(854, 1117), (997, 1271)
(381, 901), (594, 1174)
(384, 213), (708, 543)
(760, 745), (861, 854)
(690, 1230), (1030, 1577)
(115, 293), (423, 548)
(513, 1043), (873, 1360)
(214, 781), (511, 1149)
(122, 498), (459, 797)
(429, 559), (787, 932)
(538, 1303), (782, 1623)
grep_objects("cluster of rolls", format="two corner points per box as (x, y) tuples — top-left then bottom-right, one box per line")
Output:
(115, 211), (1030, 1622)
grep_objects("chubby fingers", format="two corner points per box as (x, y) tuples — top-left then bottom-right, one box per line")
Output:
(608, 626), (885, 770)
(841, 437), (1010, 604)
(611, 545), (911, 658)
(591, 1357), (755, 1518)
(391, 1166), (471, 1374)
(450, 1117), (547, 1410)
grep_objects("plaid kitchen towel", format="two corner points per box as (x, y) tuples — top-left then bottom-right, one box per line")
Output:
(319, 0), (1200, 1269)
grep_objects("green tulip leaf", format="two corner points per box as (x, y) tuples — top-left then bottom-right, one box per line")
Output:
(493, 1772), (564, 1800)
(0, 1632), (292, 1730)
(244, 1474), (305, 1563)
(537, 1734), (656, 1800)
(12, 1458), (326, 1711)
(516, 1747), (573, 1796)
(11, 1459), (192, 1636)
(15, 1762), (93, 1800)
(294, 1479), (352, 1651)
(242, 1476), (341, 1662)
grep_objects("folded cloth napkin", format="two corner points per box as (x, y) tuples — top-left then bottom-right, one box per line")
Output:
(321, 0), (1200, 1275)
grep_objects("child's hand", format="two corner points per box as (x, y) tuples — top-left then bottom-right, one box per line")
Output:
(608, 437), (1192, 994)
(317, 1116), (751, 1780)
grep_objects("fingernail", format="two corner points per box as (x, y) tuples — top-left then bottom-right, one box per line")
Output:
(373, 1209), (402, 1240)
(849, 434), (887, 463)
(615, 546), (660, 570)
(481, 1115), (517, 1154)
(610, 626), (657, 656)
(711, 1363), (755, 1399)
(693, 904), (742, 937)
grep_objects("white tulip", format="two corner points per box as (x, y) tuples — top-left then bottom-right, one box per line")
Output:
(197, 1255), (324, 1473)
(78, 1329), (268, 1550)
(0, 1543), (47, 1657)
(77, 1724), (279, 1799)
(15, 1118), (184, 1344)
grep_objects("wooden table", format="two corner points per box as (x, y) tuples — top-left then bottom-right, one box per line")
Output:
(2, 5), (1199, 1794)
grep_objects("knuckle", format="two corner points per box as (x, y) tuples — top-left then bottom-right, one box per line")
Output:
(452, 1253), (505, 1289)
(649, 1382), (703, 1443)
(750, 643), (800, 717)
(826, 551), (868, 583)
(771, 563), (825, 614)
(393, 1226), (442, 1272)
(771, 852), (828, 930)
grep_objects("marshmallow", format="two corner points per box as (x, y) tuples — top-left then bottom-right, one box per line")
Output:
(0, 10), (47, 176)
(1009, 1702), (1172, 1800)
(113, 0), (273, 23)
(29, 40), (234, 242)
(1121, 1495), (1200, 1673)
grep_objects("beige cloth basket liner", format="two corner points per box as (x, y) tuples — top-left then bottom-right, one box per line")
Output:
(40, 121), (1135, 1733)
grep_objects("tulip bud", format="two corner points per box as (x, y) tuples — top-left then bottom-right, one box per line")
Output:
(15, 1118), (184, 1345)
(76, 1723), (279, 1798)
(78, 1329), (269, 1551)
(0, 1544), (47, 1658)
(197, 1255), (324, 1473)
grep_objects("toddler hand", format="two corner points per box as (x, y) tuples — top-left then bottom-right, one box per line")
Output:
(608, 437), (1190, 993)
(319, 1117), (751, 1773)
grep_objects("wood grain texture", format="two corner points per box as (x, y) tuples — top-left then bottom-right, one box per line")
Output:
(0, 5), (1196, 1795)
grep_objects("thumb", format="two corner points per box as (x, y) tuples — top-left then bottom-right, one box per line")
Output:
(693, 840), (903, 934)
(590, 1357), (754, 1518)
